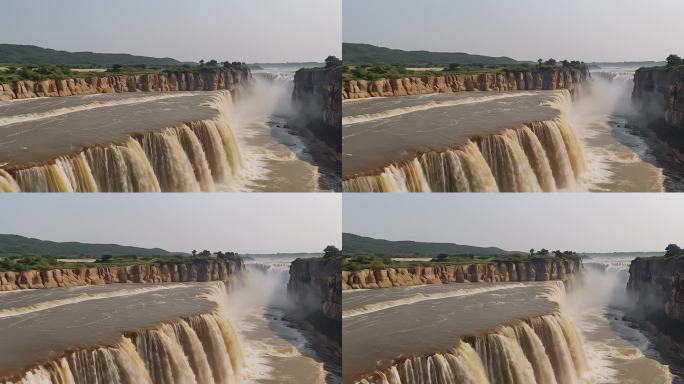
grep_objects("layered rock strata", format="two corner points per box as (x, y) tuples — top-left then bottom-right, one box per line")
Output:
(0, 258), (244, 291)
(343, 67), (590, 99)
(343, 258), (582, 290)
(0, 68), (251, 101)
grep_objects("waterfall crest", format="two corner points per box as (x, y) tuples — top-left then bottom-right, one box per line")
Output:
(1, 93), (244, 192)
(2, 312), (245, 384)
(343, 93), (586, 192)
(356, 312), (589, 384)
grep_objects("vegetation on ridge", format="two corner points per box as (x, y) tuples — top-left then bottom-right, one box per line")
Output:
(342, 59), (587, 82)
(0, 249), (242, 272)
(636, 54), (684, 73)
(342, 250), (580, 272)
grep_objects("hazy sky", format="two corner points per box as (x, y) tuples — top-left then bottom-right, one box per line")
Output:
(0, 194), (341, 254)
(343, 194), (684, 253)
(343, 0), (684, 62)
(3, 0), (341, 63)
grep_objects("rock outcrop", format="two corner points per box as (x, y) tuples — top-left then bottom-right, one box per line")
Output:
(342, 258), (582, 290)
(0, 68), (251, 101)
(0, 258), (244, 291)
(628, 257), (684, 321)
(292, 66), (342, 154)
(343, 67), (590, 99)
(288, 257), (341, 352)
(633, 68), (684, 129)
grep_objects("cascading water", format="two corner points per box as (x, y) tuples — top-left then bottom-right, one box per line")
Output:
(1, 92), (244, 192)
(343, 107), (585, 192)
(2, 311), (245, 384)
(342, 90), (585, 192)
(356, 311), (589, 384)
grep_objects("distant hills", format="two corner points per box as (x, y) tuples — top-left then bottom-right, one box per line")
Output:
(342, 233), (518, 257)
(0, 44), (184, 67)
(342, 43), (520, 66)
(0, 234), (183, 258)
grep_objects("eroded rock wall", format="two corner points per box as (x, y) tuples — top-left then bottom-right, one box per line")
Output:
(343, 67), (590, 99)
(0, 258), (244, 291)
(0, 68), (251, 101)
(342, 258), (582, 290)
(288, 257), (341, 351)
(633, 68), (684, 129)
(628, 257), (684, 321)
(292, 66), (342, 153)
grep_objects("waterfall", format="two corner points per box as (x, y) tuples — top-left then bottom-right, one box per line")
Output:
(2, 312), (245, 384)
(343, 93), (587, 192)
(356, 312), (589, 384)
(1, 93), (244, 192)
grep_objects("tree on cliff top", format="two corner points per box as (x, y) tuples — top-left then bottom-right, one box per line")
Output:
(665, 243), (682, 257)
(323, 245), (341, 258)
(325, 56), (342, 68)
(667, 54), (683, 68)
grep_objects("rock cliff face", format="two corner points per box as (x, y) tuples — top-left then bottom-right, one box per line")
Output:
(633, 68), (684, 129)
(343, 67), (590, 99)
(288, 257), (341, 350)
(0, 258), (244, 291)
(0, 68), (251, 101)
(628, 257), (684, 321)
(292, 66), (342, 153)
(342, 258), (582, 290)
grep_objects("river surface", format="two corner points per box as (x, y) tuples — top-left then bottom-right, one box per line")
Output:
(236, 255), (340, 384)
(342, 281), (559, 382)
(342, 91), (559, 177)
(342, 70), (667, 191)
(0, 67), (333, 192)
(0, 261), (338, 384)
(0, 282), (217, 377)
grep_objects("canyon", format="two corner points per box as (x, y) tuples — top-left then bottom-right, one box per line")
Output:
(0, 68), (251, 101)
(0, 258), (244, 291)
(342, 67), (590, 99)
(342, 257), (582, 290)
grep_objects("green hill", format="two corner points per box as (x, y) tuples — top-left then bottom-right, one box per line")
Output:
(0, 44), (184, 67)
(343, 233), (518, 257)
(0, 234), (183, 258)
(342, 43), (520, 66)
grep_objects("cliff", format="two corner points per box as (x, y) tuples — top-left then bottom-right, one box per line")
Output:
(287, 257), (341, 351)
(291, 66), (342, 154)
(633, 68), (684, 129)
(342, 67), (590, 99)
(0, 68), (251, 101)
(627, 257), (684, 321)
(0, 258), (244, 291)
(342, 258), (582, 290)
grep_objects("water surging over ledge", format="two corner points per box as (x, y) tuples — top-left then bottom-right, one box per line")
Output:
(343, 95), (586, 192)
(2, 286), (245, 384)
(356, 311), (589, 384)
(0, 92), (244, 192)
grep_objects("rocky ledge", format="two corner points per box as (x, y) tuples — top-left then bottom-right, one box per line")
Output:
(288, 257), (341, 353)
(633, 68), (684, 129)
(343, 67), (590, 99)
(342, 258), (582, 290)
(0, 258), (244, 291)
(0, 68), (251, 101)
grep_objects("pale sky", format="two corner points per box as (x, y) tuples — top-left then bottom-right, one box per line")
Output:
(0, 194), (341, 254)
(3, 0), (341, 63)
(343, 0), (684, 62)
(343, 194), (684, 253)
